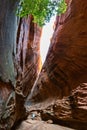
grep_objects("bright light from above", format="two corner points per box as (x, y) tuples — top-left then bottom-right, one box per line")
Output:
(40, 16), (56, 64)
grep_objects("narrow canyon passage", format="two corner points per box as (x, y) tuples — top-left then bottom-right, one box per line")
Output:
(40, 16), (56, 64)
(0, 0), (87, 130)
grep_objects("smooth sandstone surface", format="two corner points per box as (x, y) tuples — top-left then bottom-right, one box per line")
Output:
(0, 0), (87, 129)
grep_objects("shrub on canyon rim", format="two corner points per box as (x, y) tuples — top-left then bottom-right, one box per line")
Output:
(17, 0), (67, 26)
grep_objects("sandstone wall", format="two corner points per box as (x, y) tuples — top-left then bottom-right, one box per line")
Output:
(16, 15), (42, 97)
(0, 14), (42, 129)
(26, 0), (87, 129)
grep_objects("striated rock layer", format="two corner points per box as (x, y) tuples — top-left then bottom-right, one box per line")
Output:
(0, 0), (19, 129)
(0, 14), (42, 129)
(15, 15), (42, 122)
(16, 15), (42, 97)
(0, 0), (87, 129)
(26, 0), (87, 129)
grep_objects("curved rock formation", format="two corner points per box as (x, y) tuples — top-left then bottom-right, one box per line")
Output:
(0, 0), (87, 129)
(26, 0), (87, 129)
(0, 13), (42, 129)
(0, 1), (19, 129)
(15, 15), (42, 123)
(16, 15), (42, 97)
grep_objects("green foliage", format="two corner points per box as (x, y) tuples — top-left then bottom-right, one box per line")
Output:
(57, 0), (67, 15)
(17, 0), (67, 26)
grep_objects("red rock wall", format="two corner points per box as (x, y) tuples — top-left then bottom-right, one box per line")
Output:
(29, 0), (87, 101)
(27, 0), (87, 129)
(0, 15), (42, 129)
(0, 0), (87, 129)
(16, 15), (42, 97)
(15, 15), (42, 122)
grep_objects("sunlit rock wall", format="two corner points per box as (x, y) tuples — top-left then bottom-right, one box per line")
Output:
(16, 15), (42, 97)
(15, 15), (42, 122)
(27, 0), (87, 129)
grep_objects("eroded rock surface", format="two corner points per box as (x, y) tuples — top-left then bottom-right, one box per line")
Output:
(16, 15), (42, 97)
(70, 83), (87, 121)
(0, 0), (19, 129)
(0, 0), (87, 129)
(28, 0), (87, 101)
(15, 119), (74, 130)
(15, 15), (42, 123)
(26, 0), (87, 129)
(0, 14), (42, 129)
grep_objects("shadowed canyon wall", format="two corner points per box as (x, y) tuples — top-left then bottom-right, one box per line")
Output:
(0, 3), (42, 128)
(0, 0), (19, 129)
(0, 0), (87, 129)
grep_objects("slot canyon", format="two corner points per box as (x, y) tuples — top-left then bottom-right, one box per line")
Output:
(0, 0), (87, 129)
